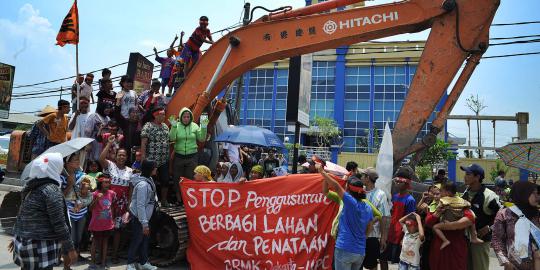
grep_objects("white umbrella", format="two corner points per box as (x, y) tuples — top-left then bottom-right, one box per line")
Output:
(21, 138), (94, 181)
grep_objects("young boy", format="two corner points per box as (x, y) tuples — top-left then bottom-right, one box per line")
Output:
(433, 182), (483, 249)
(181, 16), (214, 76)
(381, 166), (417, 270)
(398, 213), (425, 270)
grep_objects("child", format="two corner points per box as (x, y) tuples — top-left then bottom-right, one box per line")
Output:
(85, 160), (102, 190)
(181, 16), (214, 76)
(433, 182), (483, 249)
(98, 68), (112, 91)
(398, 213), (425, 270)
(88, 174), (116, 269)
(132, 150), (142, 172)
(381, 166), (416, 268)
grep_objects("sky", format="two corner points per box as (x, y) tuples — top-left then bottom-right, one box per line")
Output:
(0, 0), (539, 153)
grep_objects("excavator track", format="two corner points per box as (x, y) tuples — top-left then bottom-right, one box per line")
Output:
(148, 206), (189, 267)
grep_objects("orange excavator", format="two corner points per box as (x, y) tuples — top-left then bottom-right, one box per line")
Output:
(168, 0), (498, 168)
(2, 0), (499, 266)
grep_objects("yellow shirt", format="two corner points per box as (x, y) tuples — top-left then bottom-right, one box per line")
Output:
(43, 112), (68, 143)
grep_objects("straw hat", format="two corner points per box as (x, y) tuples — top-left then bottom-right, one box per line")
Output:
(36, 105), (57, 117)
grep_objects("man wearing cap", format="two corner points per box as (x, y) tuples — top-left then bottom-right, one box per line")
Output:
(461, 163), (501, 270)
(380, 166), (416, 270)
(361, 167), (391, 270)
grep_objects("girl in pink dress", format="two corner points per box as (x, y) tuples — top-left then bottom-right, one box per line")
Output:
(88, 174), (116, 269)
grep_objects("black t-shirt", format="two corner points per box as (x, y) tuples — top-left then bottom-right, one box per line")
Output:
(96, 90), (116, 107)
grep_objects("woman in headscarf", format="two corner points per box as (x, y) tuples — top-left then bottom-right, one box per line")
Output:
(492, 181), (540, 270)
(216, 162), (231, 182)
(225, 162), (244, 183)
(194, 165), (214, 182)
(12, 153), (78, 270)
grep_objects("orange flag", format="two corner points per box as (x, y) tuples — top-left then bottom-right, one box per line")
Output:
(56, 0), (79, 46)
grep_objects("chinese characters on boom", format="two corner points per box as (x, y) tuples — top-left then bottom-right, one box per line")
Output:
(263, 26), (317, 41)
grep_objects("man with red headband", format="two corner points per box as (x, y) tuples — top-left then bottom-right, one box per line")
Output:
(318, 164), (373, 269)
(380, 166), (417, 270)
(181, 16), (213, 76)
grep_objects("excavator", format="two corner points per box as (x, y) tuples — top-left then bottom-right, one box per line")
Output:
(1, 0), (500, 266)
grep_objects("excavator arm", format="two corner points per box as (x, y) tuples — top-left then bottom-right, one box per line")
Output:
(166, 0), (499, 165)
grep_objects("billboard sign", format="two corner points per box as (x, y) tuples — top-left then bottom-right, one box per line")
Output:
(0, 63), (15, 119)
(286, 54), (312, 127)
(126, 53), (154, 94)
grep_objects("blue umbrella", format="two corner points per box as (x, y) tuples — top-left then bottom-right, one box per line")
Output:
(214, 125), (285, 149)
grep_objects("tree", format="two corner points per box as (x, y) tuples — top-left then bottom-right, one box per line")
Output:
(489, 160), (509, 182)
(306, 117), (340, 147)
(466, 94), (487, 158)
(416, 139), (456, 171)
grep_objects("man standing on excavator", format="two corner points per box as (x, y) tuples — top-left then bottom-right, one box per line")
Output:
(180, 16), (213, 76)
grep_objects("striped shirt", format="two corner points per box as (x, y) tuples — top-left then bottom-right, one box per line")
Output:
(366, 187), (391, 238)
(61, 171), (91, 221)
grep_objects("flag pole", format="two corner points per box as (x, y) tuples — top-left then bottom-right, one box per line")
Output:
(76, 43), (80, 136)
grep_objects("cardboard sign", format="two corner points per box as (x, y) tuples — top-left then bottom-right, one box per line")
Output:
(181, 174), (338, 270)
(0, 63), (15, 119)
(126, 53), (154, 94)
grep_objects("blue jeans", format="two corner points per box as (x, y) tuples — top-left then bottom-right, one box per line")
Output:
(70, 216), (86, 250)
(127, 218), (149, 265)
(398, 261), (420, 270)
(334, 248), (364, 270)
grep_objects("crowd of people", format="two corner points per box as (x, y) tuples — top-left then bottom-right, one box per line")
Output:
(322, 162), (540, 270)
(7, 14), (540, 270)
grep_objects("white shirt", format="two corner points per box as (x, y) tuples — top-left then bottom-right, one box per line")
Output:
(69, 112), (89, 139)
(80, 82), (94, 99)
(400, 225), (423, 266)
(107, 160), (133, 187)
(223, 143), (241, 163)
(366, 187), (391, 238)
(120, 90), (137, 119)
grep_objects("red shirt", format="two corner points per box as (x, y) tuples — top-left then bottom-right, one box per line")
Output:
(187, 27), (211, 51)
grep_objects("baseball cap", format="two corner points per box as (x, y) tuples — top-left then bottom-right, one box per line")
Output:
(359, 167), (378, 181)
(460, 163), (485, 178)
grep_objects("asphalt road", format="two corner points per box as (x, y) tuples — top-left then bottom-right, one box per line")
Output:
(0, 187), (502, 270)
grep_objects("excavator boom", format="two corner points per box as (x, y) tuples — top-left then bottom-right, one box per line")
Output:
(166, 0), (499, 164)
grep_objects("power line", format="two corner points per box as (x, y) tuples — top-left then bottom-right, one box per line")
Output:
(12, 22), (240, 89)
(10, 49), (540, 101)
(492, 20), (540, 26)
(11, 28), (540, 90)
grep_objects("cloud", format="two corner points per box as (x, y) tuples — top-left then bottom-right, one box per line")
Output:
(0, 3), (73, 70)
(0, 3), (54, 42)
